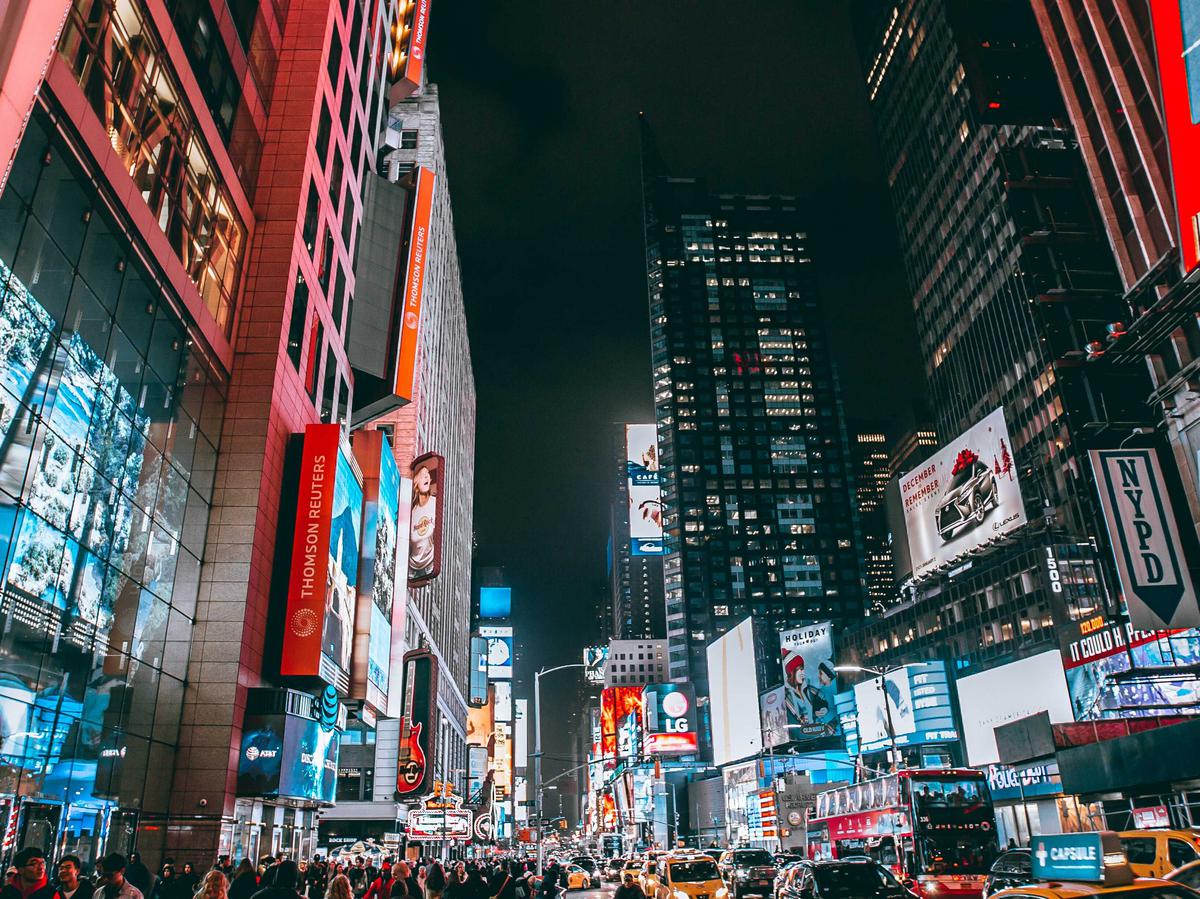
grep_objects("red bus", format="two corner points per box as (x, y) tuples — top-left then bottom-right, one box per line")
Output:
(807, 769), (999, 899)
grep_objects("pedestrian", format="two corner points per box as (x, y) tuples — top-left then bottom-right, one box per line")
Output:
(227, 862), (256, 899)
(178, 867), (199, 899)
(441, 866), (466, 899)
(52, 856), (92, 899)
(95, 854), (145, 899)
(125, 857), (153, 899)
(248, 861), (302, 899)
(421, 865), (444, 899)
(193, 872), (228, 899)
(613, 874), (644, 899)
(461, 868), (486, 899)
(325, 875), (351, 899)
(346, 864), (366, 899)
(362, 866), (391, 899)
(213, 864), (233, 881)
(2, 847), (55, 899)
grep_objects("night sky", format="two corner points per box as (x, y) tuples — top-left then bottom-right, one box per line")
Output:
(425, 2), (925, 779)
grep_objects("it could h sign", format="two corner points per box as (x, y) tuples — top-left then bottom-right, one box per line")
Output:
(1090, 449), (1199, 629)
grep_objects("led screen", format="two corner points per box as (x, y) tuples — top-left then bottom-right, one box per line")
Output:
(778, 622), (840, 743)
(480, 586), (511, 619)
(625, 424), (663, 555)
(837, 661), (957, 755)
(706, 618), (763, 766)
(408, 452), (443, 586)
(480, 625), (513, 680)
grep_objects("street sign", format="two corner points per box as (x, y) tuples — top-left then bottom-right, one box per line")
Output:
(1031, 832), (1132, 886)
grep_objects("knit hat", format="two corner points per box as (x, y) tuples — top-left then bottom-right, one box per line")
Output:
(781, 646), (805, 681)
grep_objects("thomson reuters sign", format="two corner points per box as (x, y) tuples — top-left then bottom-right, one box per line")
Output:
(393, 166), (436, 404)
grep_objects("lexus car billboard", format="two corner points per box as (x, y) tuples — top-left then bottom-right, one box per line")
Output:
(899, 407), (1026, 580)
(955, 651), (1075, 765)
(626, 424), (663, 555)
(707, 618), (763, 766)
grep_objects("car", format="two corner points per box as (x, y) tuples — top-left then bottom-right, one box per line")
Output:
(984, 848), (1033, 899)
(1119, 830), (1200, 879)
(720, 848), (778, 899)
(623, 859), (645, 881)
(571, 857), (598, 876)
(649, 852), (726, 899)
(989, 878), (1195, 899)
(604, 859), (628, 881)
(1166, 860), (1200, 891)
(779, 860), (913, 899)
(641, 858), (665, 895)
(934, 455), (998, 539)
(773, 862), (806, 899)
(564, 865), (592, 891)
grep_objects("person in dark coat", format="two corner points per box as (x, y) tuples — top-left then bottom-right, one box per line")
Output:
(125, 857), (153, 899)
(52, 855), (92, 899)
(247, 862), (302, 899)
(612, 874), (645, 899)
(2, 848), (56, 899)
(226, 864), (256, 899)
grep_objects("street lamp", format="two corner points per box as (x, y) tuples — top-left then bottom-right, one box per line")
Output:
(533, 663), (585, 875)
(834, 664), (904, 771)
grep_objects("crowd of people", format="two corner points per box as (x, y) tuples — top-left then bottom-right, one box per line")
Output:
(2, 850), (599, 899)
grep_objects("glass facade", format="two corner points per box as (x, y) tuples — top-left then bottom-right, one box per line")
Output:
(57, 0), (247, 335)
(0, 110), (224, 867)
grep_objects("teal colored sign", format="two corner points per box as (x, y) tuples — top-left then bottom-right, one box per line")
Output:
(1032, 833), (1104, 882)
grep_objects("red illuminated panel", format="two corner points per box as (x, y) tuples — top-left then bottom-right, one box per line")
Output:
(281, 424), (342, 676)
(402, 0), (431, 97)
(645, 732), (698, 754)
(1151, 0), (1200, 272)
(393, 166), (436, 403)
(599, 686), (644, 763)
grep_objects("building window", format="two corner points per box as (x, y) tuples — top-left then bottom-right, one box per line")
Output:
(400, 130), (418, 149)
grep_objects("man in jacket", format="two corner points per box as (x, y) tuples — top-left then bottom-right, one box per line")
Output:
(123, 856), (152, 899)
(2, 848), (56, 899)
(94, 854), (144, 899)
(53, 856), (92, 899)
(613, 873), (645, 899)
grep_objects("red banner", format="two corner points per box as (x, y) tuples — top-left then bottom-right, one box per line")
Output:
(393, 166), (436, 403)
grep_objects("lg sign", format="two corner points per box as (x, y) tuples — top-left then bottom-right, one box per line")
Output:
(643, 683), (698, 755)
(661, 690), (689, 720)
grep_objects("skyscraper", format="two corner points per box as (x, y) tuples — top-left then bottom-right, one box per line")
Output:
(610, 424), (666, 640)
(851, 425), (895, 611)
(641, 121), (865, 712)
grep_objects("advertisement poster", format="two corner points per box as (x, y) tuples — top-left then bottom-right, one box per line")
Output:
(760, 687), (788, 749)
(408, 452), (444, 586)
(479, 586), (511, 619)
(840, 662), (958, 755)
(778, 622), (840, 741)
(279, 716), (340, 804)
(469, 635), (488, 707)
(1089, 449), (1200, 630)
(899, 407), (1026, 580)
(494, 680), (513, 723)
(583, 645), (608, 684)
(386, 475), (412, 719)
(282, 425), (363, 689)
(706, 618), (763, 766)
(397, 649), (437, 796)
(626, 424), (663, 555)
(1058, 614), (1200, 719)
(600, 686), (644, 766)
(954, 651), (1074, 765)
(235, 714), (285, 797)
(642, 683), (698, 755)
(480, 625), (514, 680)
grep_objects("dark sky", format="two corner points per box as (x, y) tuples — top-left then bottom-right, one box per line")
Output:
(426, 1), (925, 777)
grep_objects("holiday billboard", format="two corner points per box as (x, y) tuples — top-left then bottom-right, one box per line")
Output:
(642, 683), (698, 755)
(707, 617), (763, 766)
(1089, 449), (1200, 630)
(626, 424), (663, 555)
(282, 424), (363, 691)
(397, 649), (437, 797)
(778, 622), (840, 743)
(351, 429), (401, 715)
(408, 452), (444, 586)
(899, 407), (1026, 580)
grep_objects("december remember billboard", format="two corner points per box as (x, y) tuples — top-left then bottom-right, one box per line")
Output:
(707, 618), (763, 766)
(626, 424), (663, 555)
(900, 407), (1026, 580)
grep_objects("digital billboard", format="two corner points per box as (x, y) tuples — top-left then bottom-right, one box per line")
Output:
(392, 165), (436, 400)
(760, 687), (788, 749)
(1149, 0), (1200, 272)
(469, 635), (488, 707)
(388, 0), (431, 101)
(837, 661), (957, 755)
(779, 622), (840, 742)
(397, 649), (437, 797)
(236, 688), (341, 805)
(468, 744), (489, 800)
(642, 683), (698, 755)
(480, 586), (511, 619)
(466, 684), (494, 746)
(600, 686), (644, 765)
(1058, 614), (1200, 719)
(514, 698), (528, 768)
(955, 651), (1074, 765)
(899, 407), (1026, 580)
(480, 625), (514, 680)
(494, 680), (513, 723)
(387, 473), (413, 719)
(282, 424), (363, 691)
(408, 452), (444, 586)
(583, 645), (609, 684)
(1089, 449), (1200, 630)
(351, 429), (401, 714)
(706, 618), (763, 766)
(626, 424), (663, 555)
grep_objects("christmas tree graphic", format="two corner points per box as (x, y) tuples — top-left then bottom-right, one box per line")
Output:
(998, 438), (1014, 480)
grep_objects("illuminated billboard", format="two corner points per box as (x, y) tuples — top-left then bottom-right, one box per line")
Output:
(600, 686), (644, 765)
(514, 699), (528, 768)
(955, 651), (1074, 765)
(388, 0), (431, 101)
(351, 430), (401, 714)
(1089, 449), (1199, 630)
(480, 586), (512, 619)
(642, 683), (698, 755)
(899, 407), (1026, 580)
(468, 744), (489, 799)
(1149, 0), (1200, 272)
(626, 424), (663, 555)
(837, 661), (957, 755)
(778, 622), (840, 742)
(397, 649), (437, 797)
(282, 424), (363, 691)
(469, 635), (488, 707)
(480, 625), (514, 680)
(392, 166), (436, 402)
(706, 618), (763, 766)
(583, 645), (608, 684)
(387, 473), (413, 719)
(760, 686), (788, 749)
(236, 687), (341, 805)
(494, 680), (513, 723)
(408, 452), (444, 586)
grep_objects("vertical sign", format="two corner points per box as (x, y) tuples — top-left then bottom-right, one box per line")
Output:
(626, 423), (663, 554)
(393, 166), (436, 403)
(1090, 449), (1200, 629)
(386, 472), (413, 719)
(408, 452), (444, 586)
(282, 424), (363, 690)
(389, 0), (431, 101)
(398, 649), (437, 796)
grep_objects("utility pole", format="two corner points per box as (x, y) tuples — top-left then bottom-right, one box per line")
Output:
(533, 663), (585, 875)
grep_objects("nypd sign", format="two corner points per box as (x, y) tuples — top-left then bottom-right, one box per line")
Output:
(1090, 449), (1200, 630)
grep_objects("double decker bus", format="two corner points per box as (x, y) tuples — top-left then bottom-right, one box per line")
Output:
(807, 769), (999, 898)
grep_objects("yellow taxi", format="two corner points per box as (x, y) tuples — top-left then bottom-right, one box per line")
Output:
(991, 832), (1194, 899)
(650, 852), (728, 899)
(564, 864), (592, 891)
(623, 859), (646, 883)
(1118, 830), (1200, 879)
(640, 856), (665, 895)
